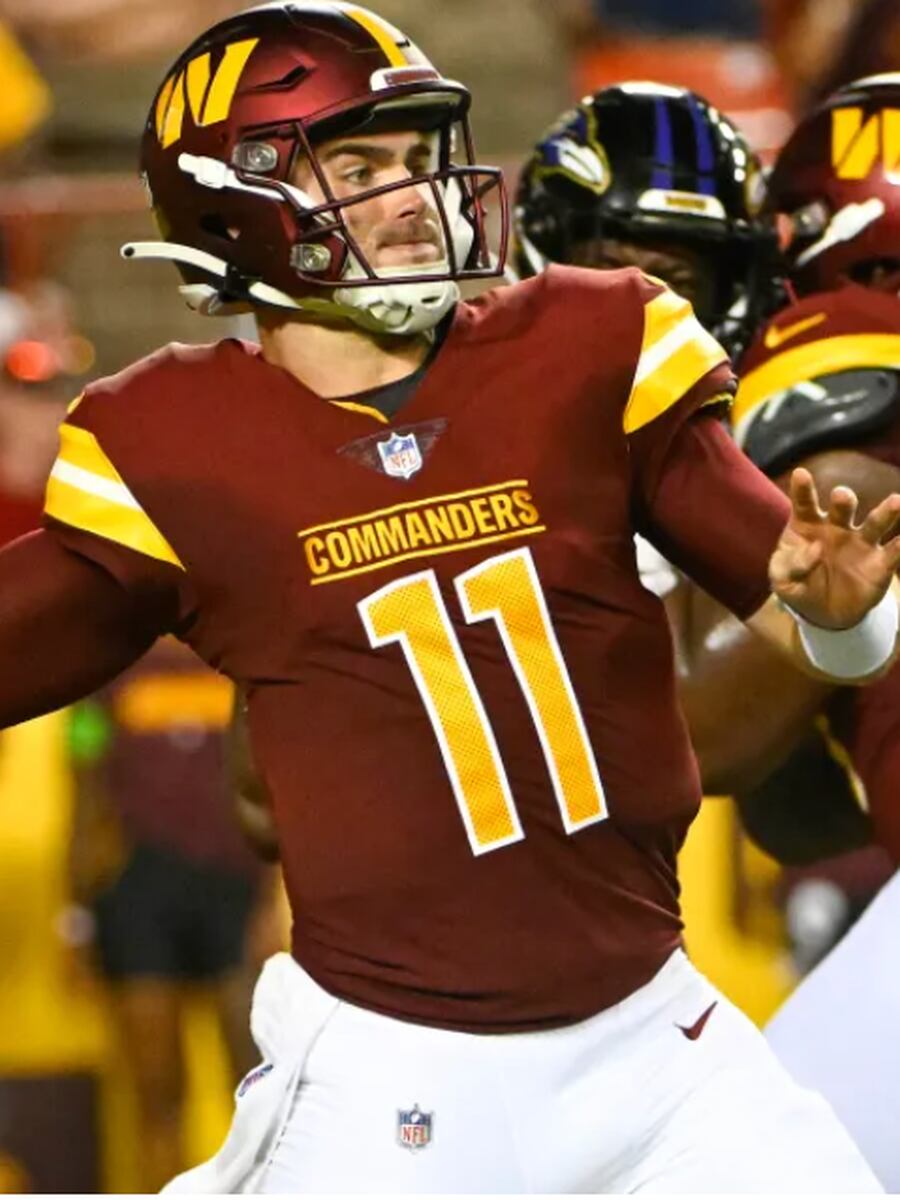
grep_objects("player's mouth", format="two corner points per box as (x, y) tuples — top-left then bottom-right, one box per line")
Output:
(377, 219), (444, 264)
(377, 240), (443, 266)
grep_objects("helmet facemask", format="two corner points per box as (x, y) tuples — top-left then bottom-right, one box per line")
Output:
(265, 107), (504, 333)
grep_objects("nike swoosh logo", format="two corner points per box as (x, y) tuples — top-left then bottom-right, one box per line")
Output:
(763, 312), (827, 350)
(675, 1000), (718, 1041)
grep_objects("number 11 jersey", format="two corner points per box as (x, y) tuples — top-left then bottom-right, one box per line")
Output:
(44, 266), (789, 1030)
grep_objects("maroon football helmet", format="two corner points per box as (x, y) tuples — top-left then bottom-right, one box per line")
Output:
(124, 2), (508, 333)
(768, 74), (900, 295)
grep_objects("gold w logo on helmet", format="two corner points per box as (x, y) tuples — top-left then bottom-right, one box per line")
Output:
(155, 39), (259, 149)
(831, 107), (900, 180)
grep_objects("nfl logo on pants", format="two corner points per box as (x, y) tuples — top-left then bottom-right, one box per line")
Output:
(397, 1104), (433, 1150)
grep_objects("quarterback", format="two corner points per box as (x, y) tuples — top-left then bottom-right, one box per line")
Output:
(2, 6), (899, 1193)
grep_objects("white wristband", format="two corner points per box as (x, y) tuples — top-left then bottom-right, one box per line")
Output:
(792, 589), (899, 678)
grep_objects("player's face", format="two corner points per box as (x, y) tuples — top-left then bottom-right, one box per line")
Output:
(293, 130), (445, 271)
(570, 235), (717, 317)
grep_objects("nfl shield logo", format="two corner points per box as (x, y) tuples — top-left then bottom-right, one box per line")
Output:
(377, 432), (423, 480)
(397, 1103), (433, 1151)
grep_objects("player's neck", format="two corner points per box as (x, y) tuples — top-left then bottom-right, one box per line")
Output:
(256, 312), (431, 399)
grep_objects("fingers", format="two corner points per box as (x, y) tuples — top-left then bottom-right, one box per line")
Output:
(769, 538), (823, 586)
(789, 467), (824, 524)
(879, 532), (900, 575)
(827, 486), (858, 529)
(861, 492), (900, 546)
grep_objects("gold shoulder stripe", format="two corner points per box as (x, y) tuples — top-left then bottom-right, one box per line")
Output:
(734, 333), (900, 429)
(345, 6), (409, 67)
(44, 424), (184, 570)
(624, 292), (727, 434)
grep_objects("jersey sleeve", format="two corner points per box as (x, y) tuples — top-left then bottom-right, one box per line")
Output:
(42, 389), (197, 631)
(624, 273), (736, 500)
(635, 411), (791, 620)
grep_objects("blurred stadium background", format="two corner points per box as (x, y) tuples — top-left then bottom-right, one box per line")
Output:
(0, 0), (896, 1190)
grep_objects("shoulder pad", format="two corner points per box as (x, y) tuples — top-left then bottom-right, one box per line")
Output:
(736, 367), (900, 476)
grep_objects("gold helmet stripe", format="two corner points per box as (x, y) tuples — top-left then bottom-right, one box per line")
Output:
(345, 6), (409, 68)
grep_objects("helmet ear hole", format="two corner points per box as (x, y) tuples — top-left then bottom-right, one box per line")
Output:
(200, 214), (241, 243)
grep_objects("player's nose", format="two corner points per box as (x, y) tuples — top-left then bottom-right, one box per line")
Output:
(386, 169), (430, 220)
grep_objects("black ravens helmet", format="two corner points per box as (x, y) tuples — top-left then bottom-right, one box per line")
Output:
(514, 82), (780, 357)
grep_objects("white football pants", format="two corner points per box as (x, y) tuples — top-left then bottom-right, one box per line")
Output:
(167, 948), (880, 1194)
(768, 869), (900, 1192)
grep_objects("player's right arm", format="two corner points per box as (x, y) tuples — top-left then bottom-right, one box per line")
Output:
(0, 529), (172, 728)
(0, 370), (196, 730)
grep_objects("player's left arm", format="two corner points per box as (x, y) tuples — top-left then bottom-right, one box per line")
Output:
(636, 410), (900, 684)
(749, 465), (900, 680)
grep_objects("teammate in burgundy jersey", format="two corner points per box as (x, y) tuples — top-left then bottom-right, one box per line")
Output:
(550, 75), (900, 1189)
(0, 8), (898, 1192)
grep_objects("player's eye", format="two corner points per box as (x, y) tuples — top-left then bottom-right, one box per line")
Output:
(340, 164), (373, 186)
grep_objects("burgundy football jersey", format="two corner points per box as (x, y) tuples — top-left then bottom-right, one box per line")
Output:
(43, 266), (788, 1030)
(738, 285), (900, 865)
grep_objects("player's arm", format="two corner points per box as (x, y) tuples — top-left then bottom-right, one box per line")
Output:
(0, 529), (173, 728)
(680, 451), (900, 793)
(638, 410), (900, 684)
(736, 724), (872, 865)
(672, 578), (831, 794)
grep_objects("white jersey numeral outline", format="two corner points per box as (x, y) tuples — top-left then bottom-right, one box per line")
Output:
(358, 547), (608, 854)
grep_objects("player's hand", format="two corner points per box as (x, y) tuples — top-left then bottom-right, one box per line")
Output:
(769, 467), (900, 628)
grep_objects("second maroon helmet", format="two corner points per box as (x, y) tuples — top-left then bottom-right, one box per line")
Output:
(768, 73), (900, 294)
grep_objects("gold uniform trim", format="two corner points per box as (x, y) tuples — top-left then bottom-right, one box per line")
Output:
(329, 399), (390, 424)
(734, 333), (900, 427)
(44, 424), (185, 571)
(624, 290), (727, 434)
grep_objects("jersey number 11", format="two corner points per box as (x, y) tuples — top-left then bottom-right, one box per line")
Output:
(358, 547), (608, 856)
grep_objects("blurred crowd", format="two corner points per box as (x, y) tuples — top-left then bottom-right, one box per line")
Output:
(0, 0), (895, 1191)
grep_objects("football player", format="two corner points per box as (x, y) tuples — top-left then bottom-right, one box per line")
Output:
(513, 82), (779, 361)
(0, 8), (896, 1192)
(728, 75), (900, 1190)
(516, 78), (900, 1188)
